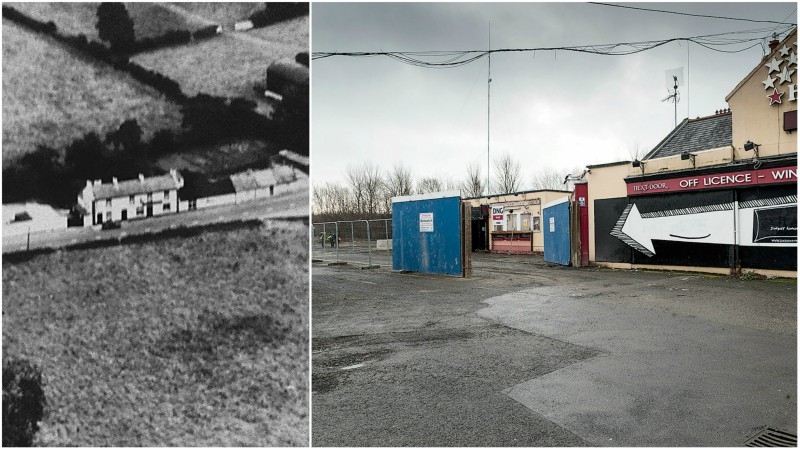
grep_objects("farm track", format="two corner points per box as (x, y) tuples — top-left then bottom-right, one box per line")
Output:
(161, 3), (304, 53)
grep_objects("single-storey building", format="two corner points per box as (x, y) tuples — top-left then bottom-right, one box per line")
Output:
(3, 203), (67, 237)
(463, 189), (572, 254)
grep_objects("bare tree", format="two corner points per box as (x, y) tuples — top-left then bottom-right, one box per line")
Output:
(492, 152), (521, 194)
(530, 167), (568, 191)
(313, 182), (353, 216)
(417, 177), (442, 194)
(461, 162), (485, 198)
(347, 162), (384, 215)
(628, 140), (646, 162)
(381, 163), (415, 213)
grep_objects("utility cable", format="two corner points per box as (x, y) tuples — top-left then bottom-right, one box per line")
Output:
(588, 2), (796, 25)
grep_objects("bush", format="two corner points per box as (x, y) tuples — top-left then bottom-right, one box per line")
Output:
(249, 3), (308, 28)
(2, 358), (46, 447)
(192, 25), (219, 41)
(134, 29), (191, 53)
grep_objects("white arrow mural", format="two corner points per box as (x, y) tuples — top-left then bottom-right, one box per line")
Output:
(611, 196), (797, 257)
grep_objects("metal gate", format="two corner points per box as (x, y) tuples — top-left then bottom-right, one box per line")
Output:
(543, 196), (571, 265)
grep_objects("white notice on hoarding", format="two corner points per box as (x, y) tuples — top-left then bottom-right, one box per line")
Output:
(420, 213), (434, 232)
(549, 217), (555, 232)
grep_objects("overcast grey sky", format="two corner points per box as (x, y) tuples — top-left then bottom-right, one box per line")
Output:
(311, 2), (797, 190)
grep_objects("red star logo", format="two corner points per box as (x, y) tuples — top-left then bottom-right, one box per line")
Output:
(768, 88), (784, 105)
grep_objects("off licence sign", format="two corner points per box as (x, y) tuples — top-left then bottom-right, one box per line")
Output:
(627, 166), (796, 196)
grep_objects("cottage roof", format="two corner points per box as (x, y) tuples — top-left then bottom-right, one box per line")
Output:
(643, 112), (732, 160)
(178, 174), (235, 200)
(91, 172), (183, 200)
(230, 169), (278, 193)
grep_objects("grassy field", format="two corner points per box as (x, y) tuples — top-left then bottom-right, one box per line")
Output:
(2, 20), (184, 166)
(169, 2), (263, 29)
(131, 33), (301, 100)
(249, 15), (309, 50)
(5, 2), (101, 40)
(2, 221), (309, 446)
(5, 2), (206, 41)
(127, 3), (207, 39)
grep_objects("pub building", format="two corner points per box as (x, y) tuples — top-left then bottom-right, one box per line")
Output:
(582, 28), (797, 277)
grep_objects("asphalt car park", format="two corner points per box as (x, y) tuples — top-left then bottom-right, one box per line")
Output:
(312, 252), (796, 446)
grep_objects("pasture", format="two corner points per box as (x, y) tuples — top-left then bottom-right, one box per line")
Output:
(131, 33), (301, 100)
(2, 20), (184, 166)
(2, 220), (309, 446)
(168, 2), (264, 29)
(5, 2), (207, 41)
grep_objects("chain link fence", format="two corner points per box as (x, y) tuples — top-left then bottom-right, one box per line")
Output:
(312, 219), (392, 269)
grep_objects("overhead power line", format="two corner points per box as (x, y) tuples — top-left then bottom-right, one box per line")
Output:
(588, 2), (797, 25)
(312, 26), (796, 68)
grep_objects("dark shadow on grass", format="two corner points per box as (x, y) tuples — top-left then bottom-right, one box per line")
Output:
(153, 310), (291, 371)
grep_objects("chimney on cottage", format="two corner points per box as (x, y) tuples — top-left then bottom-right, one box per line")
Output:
(112, 177), (119, 187)
(139, 174), (145, 183)
(86, 180), (92, 189)
(93, 179), (102, 186)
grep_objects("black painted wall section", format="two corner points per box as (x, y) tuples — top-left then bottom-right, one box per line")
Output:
(738, 185), (797, 270)
(594, 185), (797, 271)
(594, 197), (631, 263)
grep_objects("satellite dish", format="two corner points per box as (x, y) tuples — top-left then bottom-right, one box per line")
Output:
(665, 67), (684, 89)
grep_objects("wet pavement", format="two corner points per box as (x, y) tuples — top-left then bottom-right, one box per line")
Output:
(311, 253), (796, 446)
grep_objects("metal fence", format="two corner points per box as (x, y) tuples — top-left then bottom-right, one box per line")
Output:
(312, 219), (392, 268)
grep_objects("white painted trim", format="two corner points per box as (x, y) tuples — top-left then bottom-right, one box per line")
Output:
(392, 190), (461, 204)
(542, 195), (571, 210)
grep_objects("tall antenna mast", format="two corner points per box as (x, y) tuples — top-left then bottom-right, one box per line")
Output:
(662, 68), (683, 128)
(487, 22), (491, 195)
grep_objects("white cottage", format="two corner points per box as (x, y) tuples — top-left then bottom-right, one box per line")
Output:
(77, 170), (184, 226)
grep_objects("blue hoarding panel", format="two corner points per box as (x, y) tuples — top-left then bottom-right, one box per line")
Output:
(392, 194), (461, 276)
(544, 199), (571, 266)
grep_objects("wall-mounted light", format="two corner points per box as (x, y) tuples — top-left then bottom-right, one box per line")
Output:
(681, 151), (697, 168)
(632, 159), (641, 167)
(744, 140), (761, 168)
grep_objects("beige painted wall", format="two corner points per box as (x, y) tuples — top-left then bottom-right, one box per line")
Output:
(463, 190), (571, 252)
(726, 29), (797, 160)
(585, 162), (630, 262)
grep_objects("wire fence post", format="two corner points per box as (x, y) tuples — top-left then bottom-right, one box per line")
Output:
(335, 222), (339, 262)
(365, 220), (372, 267)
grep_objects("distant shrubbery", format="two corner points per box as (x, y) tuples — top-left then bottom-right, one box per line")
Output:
(249, 3), (308, 28)
(133, 29), (191, 53)
(192, 25), (219, 41)
(3, 358), (46, 447)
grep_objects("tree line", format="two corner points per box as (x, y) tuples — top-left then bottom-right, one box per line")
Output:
(313, 152), (581, 222)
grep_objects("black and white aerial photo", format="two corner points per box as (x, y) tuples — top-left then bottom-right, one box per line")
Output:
(2, 2), (309, 446)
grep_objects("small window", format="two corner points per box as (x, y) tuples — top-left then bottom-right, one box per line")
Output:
(163, 203), (171, 212)
(136, 207), (144, 216)
(164, 190), (170, 199)
(129, 195), (135, 204)
(106, 199), (112, 208)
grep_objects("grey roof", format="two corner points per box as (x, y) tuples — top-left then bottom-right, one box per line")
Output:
(92, 173), (182, 200)
(230, 169), (278, 193)
(644, 113), (732, 160)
